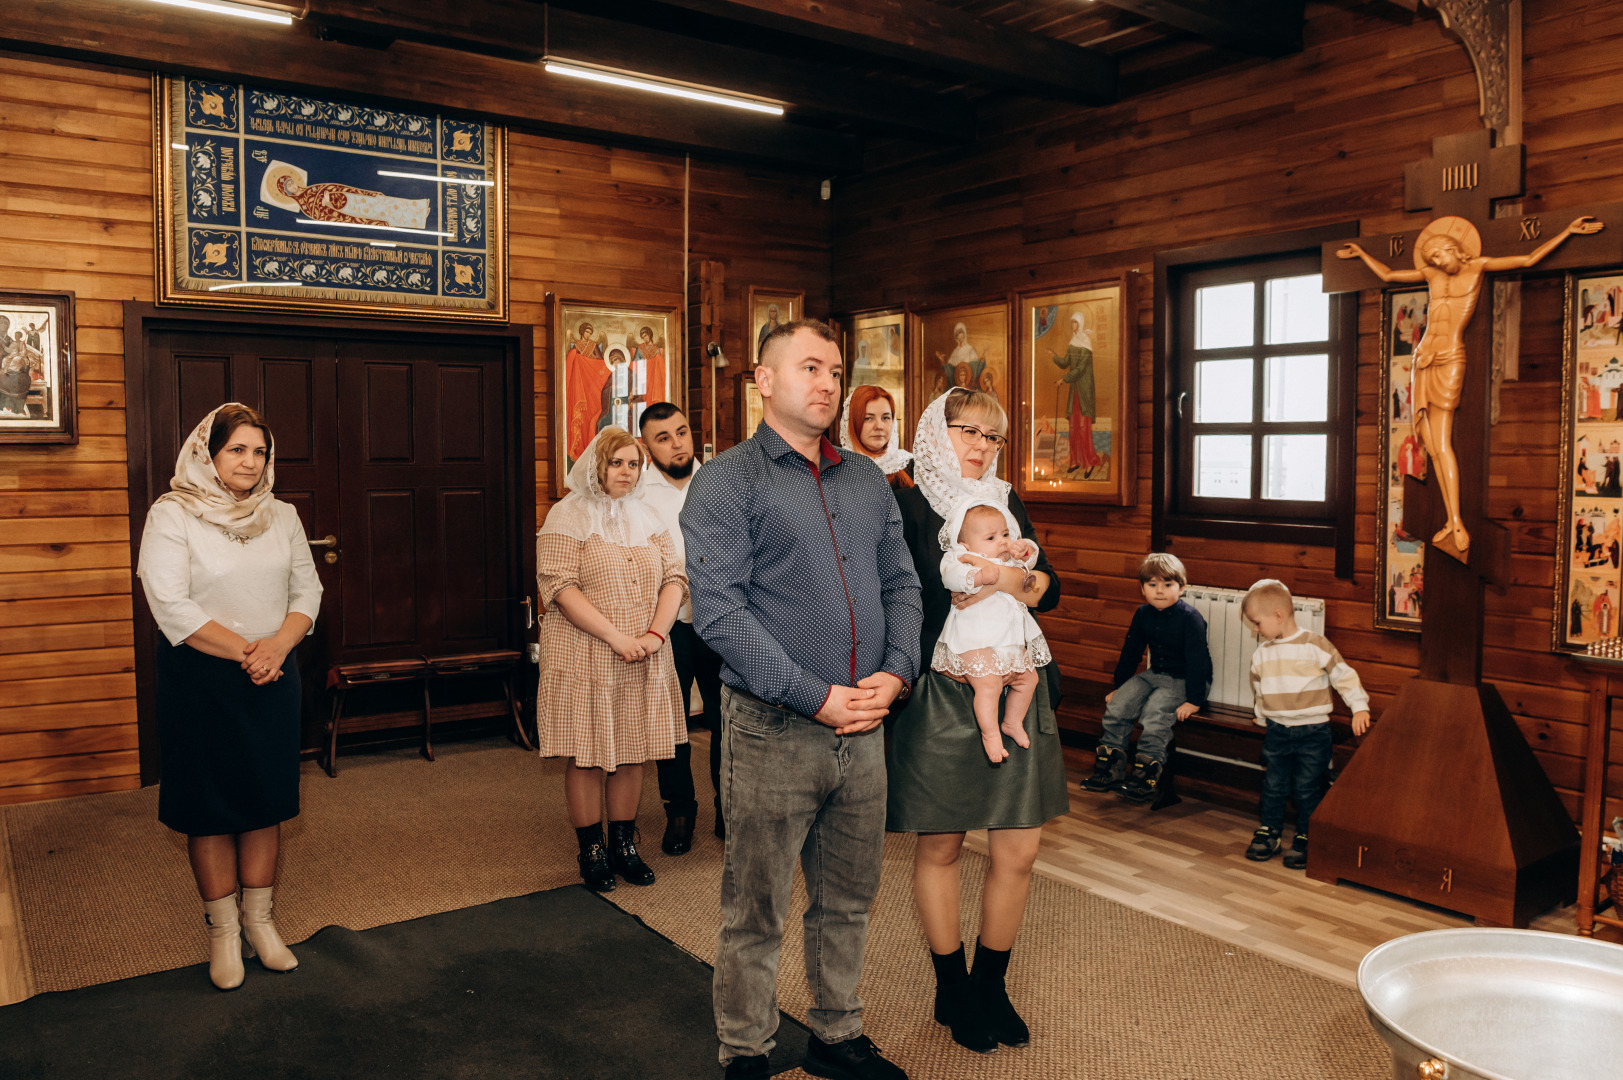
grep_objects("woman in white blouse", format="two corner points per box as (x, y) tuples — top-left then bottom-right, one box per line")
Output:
(136, 403), (323, 991)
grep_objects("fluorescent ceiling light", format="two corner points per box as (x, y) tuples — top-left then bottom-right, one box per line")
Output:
(297, 218), (452, 238)
(208, 281), (305, 291)
(377, 170), (495, 188)
(135, 0), (295, 26)
(544, 61), (784, 117)
(170, 142), (188, 150)
(369, 241), (397, 248)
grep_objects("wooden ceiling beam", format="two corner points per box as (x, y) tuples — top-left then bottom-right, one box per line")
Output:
(0, 0), (861, 171)
(1094, 0), (1304, 58)
(300, 1), (975, 140)
(635, 0), (1118, 104)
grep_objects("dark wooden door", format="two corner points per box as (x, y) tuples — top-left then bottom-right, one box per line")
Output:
(135, 320), (528, 759)
(333, 340), (511, 660)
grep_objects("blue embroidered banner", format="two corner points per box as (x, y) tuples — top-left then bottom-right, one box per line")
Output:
(160, 77), (505, 321)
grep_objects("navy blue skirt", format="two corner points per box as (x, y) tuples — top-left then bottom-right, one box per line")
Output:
(155, 638), (301, 836)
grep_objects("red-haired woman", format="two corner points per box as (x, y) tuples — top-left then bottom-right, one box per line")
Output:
(840, 383), (913, 486)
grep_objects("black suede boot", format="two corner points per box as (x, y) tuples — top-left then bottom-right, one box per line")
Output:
(607, 819), (656, 886)
(972, 939), (1029, 1048)
(575, 823), (615, 892)
(930, 944), (997, 1054)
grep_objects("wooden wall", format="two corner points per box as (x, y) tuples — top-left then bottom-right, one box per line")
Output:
(0, 52), (830, 805)
(831, 0), (1623, 825)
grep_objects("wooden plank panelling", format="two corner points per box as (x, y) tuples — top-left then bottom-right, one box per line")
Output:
(832, 0), (1623, 824)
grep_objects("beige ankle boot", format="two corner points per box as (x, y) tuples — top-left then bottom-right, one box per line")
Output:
(203, 894), (245, 991)
(239, 886), (298, 972)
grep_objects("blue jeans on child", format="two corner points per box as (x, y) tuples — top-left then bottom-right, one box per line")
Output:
(1099, 671), (1186, 763)
(1259, 719), (1333, 834)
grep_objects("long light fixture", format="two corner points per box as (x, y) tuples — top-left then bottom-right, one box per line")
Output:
(134, 0), (295, 26)
(544, 61), (784, 117)
(377, 170), (495, 188)
(296, 218), (452, 238)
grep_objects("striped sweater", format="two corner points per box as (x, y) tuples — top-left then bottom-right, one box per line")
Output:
(1249, 628), (1369, 727)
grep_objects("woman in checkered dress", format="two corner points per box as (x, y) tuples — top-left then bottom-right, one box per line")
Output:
(536, 427), (689, 891)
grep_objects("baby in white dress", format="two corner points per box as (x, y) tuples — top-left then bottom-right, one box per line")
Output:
(934, 500), (1054, 762)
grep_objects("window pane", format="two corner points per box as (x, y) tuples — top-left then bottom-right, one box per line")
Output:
(1195, 358), (1253, 423)
(1194, 435), (1251, 498)
(1263, 434), (1327, 501)
(1265, 274), (1328, 344)
(1264, 354), (1328, 422)
(1196, 282), (1254, 349)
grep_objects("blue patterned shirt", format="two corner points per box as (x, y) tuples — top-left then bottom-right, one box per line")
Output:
(681, 421), (923, 718)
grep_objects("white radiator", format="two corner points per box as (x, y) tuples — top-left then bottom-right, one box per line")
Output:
(1182, 585), (1325, 712)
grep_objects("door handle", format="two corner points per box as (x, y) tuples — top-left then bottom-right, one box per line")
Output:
(1176, 391), (1188, 419)
(521, 596), (534, 630)
(307, 534), (340, 564)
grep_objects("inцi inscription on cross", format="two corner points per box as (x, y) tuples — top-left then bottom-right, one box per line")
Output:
(1320, 130), (1622, 683)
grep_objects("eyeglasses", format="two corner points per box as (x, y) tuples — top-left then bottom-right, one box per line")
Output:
(947, 423), (1007, 450)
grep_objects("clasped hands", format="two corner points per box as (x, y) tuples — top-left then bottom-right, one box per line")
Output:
(815, 672), (905, 736)
(240, 637), (290, 686)
(611, 630), (667, 664)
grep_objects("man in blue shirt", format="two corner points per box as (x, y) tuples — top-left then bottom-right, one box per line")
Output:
(683, 319), (922, 1080)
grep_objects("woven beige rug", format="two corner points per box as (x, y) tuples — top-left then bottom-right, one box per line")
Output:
(1, 739), (1388, 1079)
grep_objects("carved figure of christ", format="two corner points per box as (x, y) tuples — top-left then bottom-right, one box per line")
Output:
(1338, 213), (1602, 556)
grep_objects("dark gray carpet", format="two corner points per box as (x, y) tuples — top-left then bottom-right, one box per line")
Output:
(0, 885), (809, 1080)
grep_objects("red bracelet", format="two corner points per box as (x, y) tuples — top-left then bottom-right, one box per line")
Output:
(645, 629), (665, 644)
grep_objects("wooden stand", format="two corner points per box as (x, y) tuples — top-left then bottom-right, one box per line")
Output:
(1575, 656), (1623, 937)
(1309, 679), (1577, 926)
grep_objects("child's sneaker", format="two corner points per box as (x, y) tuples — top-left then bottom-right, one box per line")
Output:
(1282, 833), (1308, 869)
(1080, 745), (1128, 792)
(1245, 827), (1282, 861)
(1116, 756), (1163, 804)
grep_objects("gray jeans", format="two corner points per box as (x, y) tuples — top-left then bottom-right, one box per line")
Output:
(713, 686), (887, 1064)
(1099, 670), (1187, 763)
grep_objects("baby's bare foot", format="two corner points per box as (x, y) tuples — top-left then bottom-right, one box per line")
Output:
(1001, 716), (1031, 749)
(980, 728), (1009, 763)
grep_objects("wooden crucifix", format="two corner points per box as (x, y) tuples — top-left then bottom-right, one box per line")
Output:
(1309, 130), (1623, 925)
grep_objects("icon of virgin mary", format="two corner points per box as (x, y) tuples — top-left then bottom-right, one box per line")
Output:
(260, 162), (430, 230)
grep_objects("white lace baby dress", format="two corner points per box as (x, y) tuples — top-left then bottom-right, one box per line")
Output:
(931, 500), (1053, 678)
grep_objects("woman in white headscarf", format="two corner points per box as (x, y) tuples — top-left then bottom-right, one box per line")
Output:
(1051, 311), (1102, 474)
(887, 387), (1066, 1054)
(536, 426), (688, 893)
(136, 403), (322, 991)
(839, 383), (913, 486)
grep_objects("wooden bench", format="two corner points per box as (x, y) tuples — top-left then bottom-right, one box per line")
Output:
(423, 650), (531, 761)
(323, 650), (531, 777)
(324, 659), (430, 777)
(1056, 675), (1358, 813)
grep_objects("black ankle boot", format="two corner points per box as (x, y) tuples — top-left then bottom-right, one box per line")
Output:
(930, 944), (997, 1054)
(972, 939), (1029, 1048)
(575, 823), (615, 892)
(662, 802), (696, 856)
(607, 820), (656, 886)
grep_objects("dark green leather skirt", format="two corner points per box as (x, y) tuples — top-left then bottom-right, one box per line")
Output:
(885, 666), (1070, 833)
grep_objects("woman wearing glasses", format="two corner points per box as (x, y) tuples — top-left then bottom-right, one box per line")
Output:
(886, 388), (1067, 1055)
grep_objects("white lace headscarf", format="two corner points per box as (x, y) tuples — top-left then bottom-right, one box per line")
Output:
(839, 384), (912, 475)
(152, 402), (280, 543)
(913, 387), (1012, 550)
(539, 427), (663, 548)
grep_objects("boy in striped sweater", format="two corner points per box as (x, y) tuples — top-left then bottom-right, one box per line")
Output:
(1241, 579), (1370, 869)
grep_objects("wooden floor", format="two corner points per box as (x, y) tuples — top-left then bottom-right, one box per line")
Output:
(965, 747), (1607, 987)
(0, 735), (1611, 1006)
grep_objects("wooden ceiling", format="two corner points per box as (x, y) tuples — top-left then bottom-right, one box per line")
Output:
(0, 0), (1332, 171)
